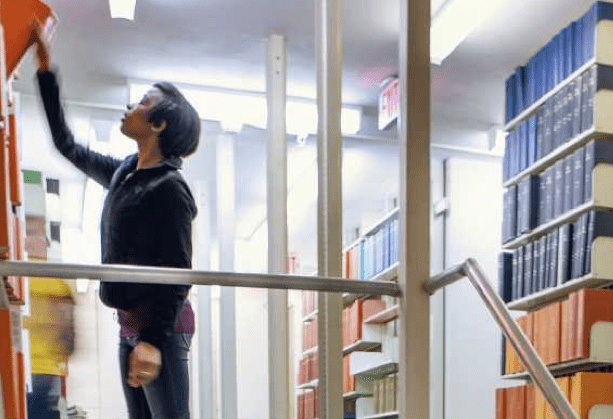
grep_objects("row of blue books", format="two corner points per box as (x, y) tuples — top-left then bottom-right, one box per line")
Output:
(505, 1), (613, 123)
(502, 140), (613, 244)
(499, 210), (613, 303)
(345, 216), (399, 281)
(502, 64), (613, 181)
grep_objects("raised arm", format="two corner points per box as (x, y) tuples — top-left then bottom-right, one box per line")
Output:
(31, 25), (121, 188)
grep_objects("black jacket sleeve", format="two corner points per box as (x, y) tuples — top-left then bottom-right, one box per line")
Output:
(36, 69), (122, 188)
(137, 175), (196, 349)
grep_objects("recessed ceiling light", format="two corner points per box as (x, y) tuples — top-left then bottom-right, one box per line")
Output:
(109, 0), (136, 20)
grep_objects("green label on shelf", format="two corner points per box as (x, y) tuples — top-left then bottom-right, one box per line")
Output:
(23, 170), (42, 184)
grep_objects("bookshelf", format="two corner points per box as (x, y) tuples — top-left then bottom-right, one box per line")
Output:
(363, 305), (399, 325)
(343, 391), (373, 402)
(303, 311), (318, 322)
(296, 379), (319, 390)
(504, 59), (597, 132)
(502, 127), (609, 187)
(353, 361), (398, 381)
(342, 263), (399, 306)
(297, 208), (399, 419)
(504, 322), (613, 379)
(506, 236), (613, 310)
(498, 3), (613, 417)
(503, 163), (613, 250)
(343, 340), (382, 356)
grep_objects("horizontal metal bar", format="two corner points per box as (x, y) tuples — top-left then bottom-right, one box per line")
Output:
(427, 258), (579, 419)
(0, 261), (401, 296)
(424, 260), (466, 294)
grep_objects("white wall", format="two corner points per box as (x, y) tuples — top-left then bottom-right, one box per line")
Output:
(443, 157), (506, 419)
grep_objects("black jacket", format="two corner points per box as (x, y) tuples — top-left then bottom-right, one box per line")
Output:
(37, 70), (197, 349)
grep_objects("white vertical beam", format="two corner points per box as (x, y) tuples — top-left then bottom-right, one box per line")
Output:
(398, 0), (431, 417)
(217, 133), (237, 419)
(315, 0), (343, 417)
(194, 179), (214, 419)
(266, 34), (290, 419)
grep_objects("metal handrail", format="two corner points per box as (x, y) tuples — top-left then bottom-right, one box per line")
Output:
(426, 258), (580, 419)
(0, 260), (401, 296)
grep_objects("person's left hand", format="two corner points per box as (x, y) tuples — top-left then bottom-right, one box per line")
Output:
(127, 341), (162, 387)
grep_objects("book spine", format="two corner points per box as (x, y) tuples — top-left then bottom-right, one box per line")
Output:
(553, 160), (565, 219)
(584, 139), (595, 203)
(536, 106), (545, 161)
(558, 224), (571, 286)
(533, 237), (541, 293)
(539, 236), (548, 290)
(525, 242), (533, 296)
(563, 154), (574, 213)
(585, 210), (595, 276)
(572, 77), (583, 139)
(572, 147), (586, 209)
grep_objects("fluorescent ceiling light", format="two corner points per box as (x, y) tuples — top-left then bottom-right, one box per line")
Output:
(109, 0), (136, 20)
(430, 0), (508, 65)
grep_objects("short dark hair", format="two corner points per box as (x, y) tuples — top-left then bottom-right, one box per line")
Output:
(147, 82), (200, 158)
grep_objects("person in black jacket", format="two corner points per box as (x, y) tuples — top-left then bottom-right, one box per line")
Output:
(31, 25), (199, 419)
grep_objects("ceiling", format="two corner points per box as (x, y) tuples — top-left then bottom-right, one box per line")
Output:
(13, 0), (598, 129)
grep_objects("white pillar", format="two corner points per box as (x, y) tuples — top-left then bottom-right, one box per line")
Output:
(315, 0), (344, 416)
(216, 133), (237, 419)
(266, 34), (290, 419)
(398, 0), (431, 417)
(193, 178), (214, 419)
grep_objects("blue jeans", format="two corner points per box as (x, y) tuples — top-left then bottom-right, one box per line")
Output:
(27, 374), (61, 419)
(119, 334), (192, 419)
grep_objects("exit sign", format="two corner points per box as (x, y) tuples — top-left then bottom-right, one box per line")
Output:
(378, 78), (399, 130)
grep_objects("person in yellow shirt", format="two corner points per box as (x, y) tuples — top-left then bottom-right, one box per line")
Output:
(23, 277), (75, 419)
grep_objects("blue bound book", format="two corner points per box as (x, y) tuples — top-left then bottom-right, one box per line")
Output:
(572, 147), (586, 209)
(576, 213), (588, 279)
(553, 160), (565, 219)
(498, 252), (513, 303)
(552, 90), (562, 150)
(564, 25), (573, 79)
(572, 19), (583, 70)
(564, 83), (574, 144)
(543, 98), (554, 157)
(528, 116), (537, 166)
(517, 246), (525, 298)
(524, 242), (533, 296)
(563, 154), (574, 213)
(585, 211), (594, 276)
(506, 74), (515, 123)
(571, 77), (582, 139)
(557, 224), (572, 285)
(514, 66), (525, 116)
(544, 167), (555, 223)
(549, 230), (559, 288)
(553, 33), (561, 87)
(510, 184), (518, 238)
(533, 238), (541, 292)
(536, 106), (545, 161)
(570, 218), (581, 279)
(512, 250), (519, 300)
(539, 171), (547, 226)
(538, 236), (548, 290)
(519, 122), (527, 172)
(583, 4), (596, 65)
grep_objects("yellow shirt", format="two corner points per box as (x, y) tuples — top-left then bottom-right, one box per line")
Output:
(23, 277), (75, 376)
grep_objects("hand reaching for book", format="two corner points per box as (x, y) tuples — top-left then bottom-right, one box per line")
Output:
(30, 20), (50, 72)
